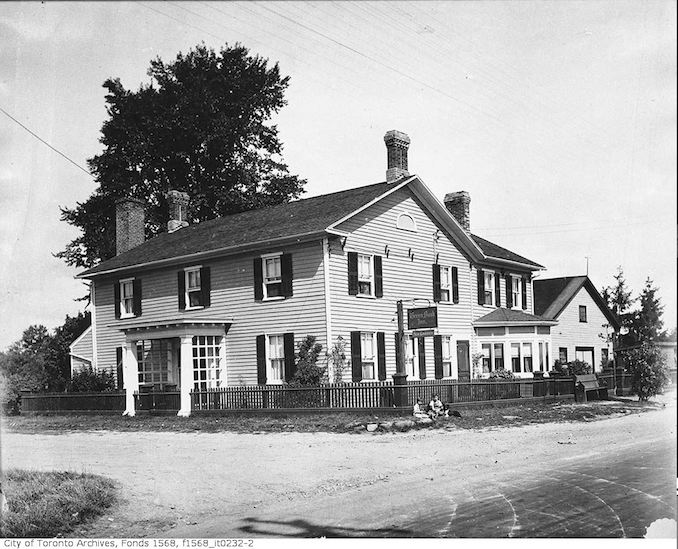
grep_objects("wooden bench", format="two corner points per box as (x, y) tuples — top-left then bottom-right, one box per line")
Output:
(575, 374), (608, 402)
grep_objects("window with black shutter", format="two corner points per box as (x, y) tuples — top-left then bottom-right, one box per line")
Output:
(452, 267), (459, 304)
(521, 277), (528, 310)
(256, 335), (267, 384)
(433, 335), (443, 379)
(284, 333), (296, 382)
(377, 332), (386, 380)
(477, 269), (484, 305)
(505, 277), (513, 309)
(116, 347), (124, 389)
(347, 252), (359, 295)
(495, 273), (501, 308)
(418, 338), (426, 380)
(133, 279), (142, 316)
(116, 278), (140, 318)
(350, 331), (362, 381)
(432, 264), (442, 303)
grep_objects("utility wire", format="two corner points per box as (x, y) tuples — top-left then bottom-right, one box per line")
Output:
(0, 106), (92, 177)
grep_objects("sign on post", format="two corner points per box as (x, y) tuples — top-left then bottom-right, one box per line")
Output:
(407, 307), (438, 330)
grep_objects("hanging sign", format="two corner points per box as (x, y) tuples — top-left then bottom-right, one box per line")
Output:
(407, 307), (438, 330)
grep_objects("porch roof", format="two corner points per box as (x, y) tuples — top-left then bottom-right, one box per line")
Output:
(109, 317), (232, 338)
(473, 308), (557, 327)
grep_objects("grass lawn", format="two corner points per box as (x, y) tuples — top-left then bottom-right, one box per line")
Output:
(3, 397), (663, 434)
(0, 470), (118, 537)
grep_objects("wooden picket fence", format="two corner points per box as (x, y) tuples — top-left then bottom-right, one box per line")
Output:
(20, 390), (126, 413)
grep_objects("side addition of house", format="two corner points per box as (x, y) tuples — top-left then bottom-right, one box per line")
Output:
(533, 276), (620, 372)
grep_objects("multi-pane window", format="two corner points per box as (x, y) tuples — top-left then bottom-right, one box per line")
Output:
(136, 339), (171, 385)
(559, 347), (568, 363)
(440, 266), (451, 302)
(358, 254), (373, 296)
(120, 279), (134, 317)
(186, 268), (202, 308)
(361, 332), (376, 380)
(263, 255), (283, 298)
(522, 343), (533, 372)
(484, 271), (495, 306)
(511, 343), (521, 373)
(192, 336), (223, 391)
(511, 277), (521, 308)
(493, 343), (504, 370)
(579, 305), (587, 323)
(481, 343), (492, 373)
(267, 334), (285, 383)
(442, 336), (453, 378)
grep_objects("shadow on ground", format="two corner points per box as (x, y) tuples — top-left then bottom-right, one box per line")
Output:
(238, 517), (414, 537)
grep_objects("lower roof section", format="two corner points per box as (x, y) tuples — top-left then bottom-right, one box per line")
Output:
(473, 308), (556, 327)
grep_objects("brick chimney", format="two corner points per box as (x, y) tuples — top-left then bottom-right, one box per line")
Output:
(115, 197), (145, 255)
(384, 130), (410, 183)
(167, 190), (189, 233)
(444, 191), (471, 232)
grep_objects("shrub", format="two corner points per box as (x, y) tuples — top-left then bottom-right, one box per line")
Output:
(68, 367), (116, 392)
(553, 359), (569, 375)
(567, 359), (591, 376)
(290, 335), (326, 386)
(623, 343), (670, 401)
(329, 336), (348, 383)
(488, 368), (515, 381)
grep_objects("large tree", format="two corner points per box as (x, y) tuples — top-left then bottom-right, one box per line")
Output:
(602, 266), (636, 346)
(57, 43), (305, 269)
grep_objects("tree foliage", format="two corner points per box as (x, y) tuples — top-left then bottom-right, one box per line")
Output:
(623, 343), (670, 401)
(632, 278), (665, 343)
(329, 336), (348, 383)
(291, 335), (326, 386)
(57, 43), (305, 270)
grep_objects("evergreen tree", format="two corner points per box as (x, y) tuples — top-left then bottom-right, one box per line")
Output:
(633, 278), (665, 343)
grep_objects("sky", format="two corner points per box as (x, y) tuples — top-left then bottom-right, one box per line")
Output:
(0, 1), (675, 350)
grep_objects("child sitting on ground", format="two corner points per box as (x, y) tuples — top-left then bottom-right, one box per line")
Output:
(428, 394), (447, 419)
(413, 398), (429, 419)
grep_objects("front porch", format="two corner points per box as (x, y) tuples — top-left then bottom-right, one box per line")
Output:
(116, 318), (230, 416)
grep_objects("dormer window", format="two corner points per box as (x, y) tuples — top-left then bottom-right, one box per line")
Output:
(396, 212), (417, 232)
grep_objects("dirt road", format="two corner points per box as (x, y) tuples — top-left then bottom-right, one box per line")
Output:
(2, 396), (676, 538)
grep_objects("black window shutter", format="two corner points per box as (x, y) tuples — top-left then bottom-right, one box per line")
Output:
(133, 279), (142, 316)
(178, 271), (186, 310)
(433, 335), (443, 379)
(452, 267), (459, 304)
(199, 266), (210, 308)
(350, 331), (362, 382)
(377, 332), (386, 380)
(253, 258), (264, 301)
(477, 269), (484, 305)
(506, 277), (513, 309)
(116, 347), (123, 389)
(418, 338), (426, 380)
(256, 335), (267, 385)
(281, 253), (293, 297)
(495, 273), (501, 308)
(432, 264), (441, 303)
(374, 255), (383, 298)
(347, 252), (358, 295)
(284, 333), (296, 383)
(114, 281), (121, 319)
(522, 277), (528, 310)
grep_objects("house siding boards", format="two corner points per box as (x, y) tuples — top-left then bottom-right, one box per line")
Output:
(330, 187), (474, 381)
(550, 286), (611, 372)
(93, 241), (327, 385)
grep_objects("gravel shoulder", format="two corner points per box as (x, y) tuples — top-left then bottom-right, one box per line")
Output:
(1, 392), (675, 538)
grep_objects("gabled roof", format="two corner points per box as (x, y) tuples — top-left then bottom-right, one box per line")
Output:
(78, 176), (544, 278)
(533, 276), (620, 330)
(473, 308), (556, 326)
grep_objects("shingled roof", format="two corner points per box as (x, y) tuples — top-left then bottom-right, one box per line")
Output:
(533, 276), (620, 329)
(470, 234), (543, 269)
(80, 181), (397, 277)
(79, 177), (544, 278)
(473, 308), (555, 325)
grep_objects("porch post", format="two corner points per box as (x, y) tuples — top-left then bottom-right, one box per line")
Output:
(123, 340), (138, 416)
(178, 335), (193, 417)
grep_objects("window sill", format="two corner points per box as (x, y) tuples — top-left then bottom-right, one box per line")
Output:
(184, 306), (205, 311)
(356, 294), (376, 299)
(263, 296), (286, 302)
(119, 314), (137, 320)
